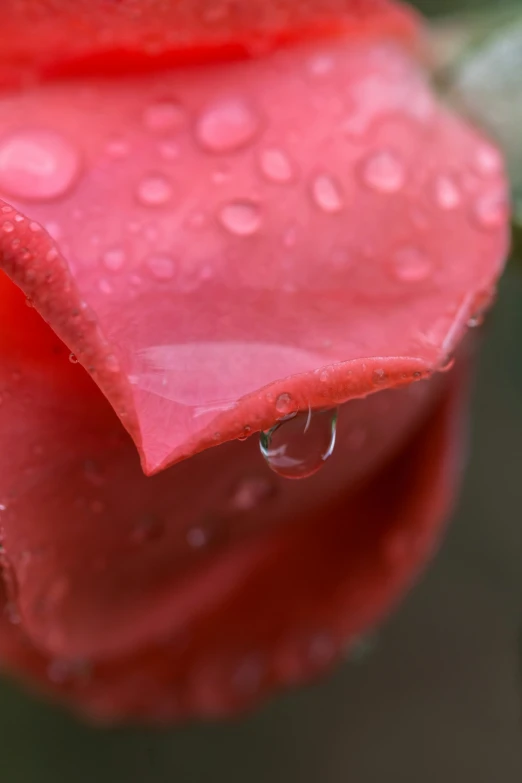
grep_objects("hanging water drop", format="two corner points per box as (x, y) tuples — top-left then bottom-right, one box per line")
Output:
(260, 407), (338, 480)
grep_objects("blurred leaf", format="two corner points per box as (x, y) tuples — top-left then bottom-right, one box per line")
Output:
(432, 7), (522, 243)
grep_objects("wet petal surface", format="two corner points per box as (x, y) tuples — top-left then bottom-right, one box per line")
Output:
(0, 40), (509, 473)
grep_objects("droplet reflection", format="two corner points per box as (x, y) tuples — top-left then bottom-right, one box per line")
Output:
(260, 407), (338, 480)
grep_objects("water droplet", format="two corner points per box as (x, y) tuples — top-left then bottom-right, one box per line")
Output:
(275, 392), (298, 417)
(2, 221), (14, 233)
(361, 150), (405, 194)
(196, 99), (259, 153)
(186, 525), (210, 550)
(219, 200), (261, 237)
(474, 145), (502, 176)
(434, 175), (461, 210)
(468, 312), (485, 329)
(308, 53), (335, 77)
(260, 407), (338, 480)
(228, 476), (275, 513)
(143, 101), (185, 133)
(0, 129), (80, 201)
(260, 148), (293, 183)
(105, 138), (130, 158)
(146, 253), (176, 281)
(136, 174), (172, 206)
(130, 514), (165, 545)
(102, 247), (126, 272)
(69, 353), (79, 364)
(159, 140), (180, 161)
(473, 190), (508, 230)
(98, 278), (113, 295)
(390, 246), (432, 283)
(312, 175), (344, 213)
(372, 368), (388, 385)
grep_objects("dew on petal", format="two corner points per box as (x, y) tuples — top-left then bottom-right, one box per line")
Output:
(434, 175), (461, 210)
(143, 101), (185, 133)
(130, 514), (165, 545)
(275, 392), (298, 417)
(98, 279), (113, 295)
(312, 175), (344, 213)
(186, 525), (211, 550)
(308, 53), (335, 77)
(196, 99), (259, 153)
(390, 246), (433, 283)
(260, 148), (294, 183)
(1, 221), (14, 233)
(136, 174), (172, 206)
(228, 476), (275, 513)
(146, 253), (176, 281)
(361, 150), (405, 194)
(0, 129), (80, 201)
(69, 353), (78, 364)
(159, 140), (180, 161)
(474, 145), (502, 176)
(105, 138), (130, 158)
(102, 247), (126, 272)
(219, 200), (261, 237)
(260, 407), (338, 480)
(473, 190), (509, 230)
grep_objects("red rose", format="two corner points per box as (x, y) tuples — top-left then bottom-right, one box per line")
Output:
(0, 0), (509, 721)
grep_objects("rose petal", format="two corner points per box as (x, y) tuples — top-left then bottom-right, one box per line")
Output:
(0, 0), (419, 85)
(0, 269), (448, 660)
(0, 40), (509, 474)
(0, 328), (466, 720)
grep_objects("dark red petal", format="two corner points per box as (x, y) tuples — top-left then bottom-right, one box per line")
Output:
(0, 40), (508, 474)
(0, 343), (466, 721)
(0, 0), (420, 86)
(0, 269), (448, 661)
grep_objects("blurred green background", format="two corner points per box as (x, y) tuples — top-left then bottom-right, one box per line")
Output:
(1, 2), (521, 781)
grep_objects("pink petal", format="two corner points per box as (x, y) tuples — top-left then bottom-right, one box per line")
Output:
(0, 40), (509, 474)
